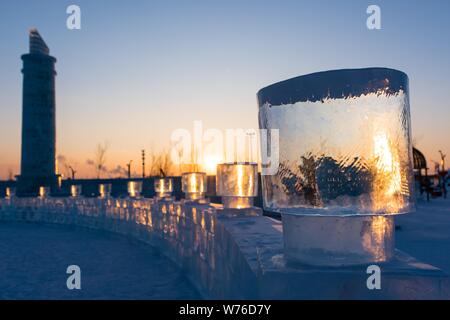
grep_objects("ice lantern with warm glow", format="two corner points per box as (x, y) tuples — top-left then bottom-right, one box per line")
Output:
(70, 185), (82, 197)
(5, 187), (16, 198)
(182, 172), (207, 200)
(216, 163), (258, 209)
(39, 186), (50, 198)
(99, 184), (112, 198)
(154, 178), (173, 198)
(128, 181), (142, 198)
(257, 68), (415, 266)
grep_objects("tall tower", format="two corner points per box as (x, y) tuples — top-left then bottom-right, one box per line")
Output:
(17, 29), (58, 195)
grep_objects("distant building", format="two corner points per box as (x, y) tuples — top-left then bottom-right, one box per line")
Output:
(17, 29), (58, 195)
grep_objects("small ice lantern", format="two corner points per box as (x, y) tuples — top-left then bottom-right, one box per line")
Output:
(99, 183), (112, 198)
(39, 186), (50, 198)
(70, 185), (82, 198)
(154, 177), (173, 198)
(128, 181), (142, 198)
(182, 172), (207, 200)
(216, 163), (258, 209)
(257, 68), (415, 266)
(5, 187), (16, 198)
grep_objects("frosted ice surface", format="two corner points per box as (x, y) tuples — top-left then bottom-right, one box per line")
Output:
(258, 69), (415, 216)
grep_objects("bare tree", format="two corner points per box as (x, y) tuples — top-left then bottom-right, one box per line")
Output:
(147, 149), (176, 177)
(87, 142), (109, 179)
(57, 155), (70, 179)
(95, 142), (109, 178)
(439, 150), (446, 172)
(69, 166), (77, 180)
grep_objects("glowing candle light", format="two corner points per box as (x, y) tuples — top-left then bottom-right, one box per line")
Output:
(182, 172), (207, 200)
(39, 186), (49, 198)
(5, 187), (15, 199)
(127, 181), (142, 198)
(99, 184), (112, 198)
(70, 185), (82, 198)
(216, 163), (258, 209)
(154, 178), (173, 199)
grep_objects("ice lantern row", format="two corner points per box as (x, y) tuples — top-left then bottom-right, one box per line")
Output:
(257, 68), (415, 266)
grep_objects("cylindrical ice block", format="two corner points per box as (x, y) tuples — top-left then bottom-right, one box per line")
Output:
(99, 184), (112, 198)
(282, 215), (395, 266)
(154, 178), (173, 198)
(182, 172), (207, 200)
(216, 163), (258, 209)
(258, 68), (415, 216)
(257, 68), (415, 265)
(70, 185), (82, 198)
(127, 181), (142, 198)
(39, 186), (50, 198)
(5, 187), (16, 198)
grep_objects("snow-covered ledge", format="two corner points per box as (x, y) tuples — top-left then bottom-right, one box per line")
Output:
(0, 197), (449, 299)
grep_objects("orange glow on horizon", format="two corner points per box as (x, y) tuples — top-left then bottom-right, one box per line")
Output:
(202, 153), (223, 175)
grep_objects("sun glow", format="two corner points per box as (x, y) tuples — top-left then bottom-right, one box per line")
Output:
(203, 154), (222, 175)
(372, 133), (404, 213)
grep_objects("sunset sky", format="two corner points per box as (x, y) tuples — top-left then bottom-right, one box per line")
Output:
(0, 0), (449, 179)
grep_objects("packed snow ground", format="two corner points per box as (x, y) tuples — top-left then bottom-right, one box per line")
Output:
(396, 197), (450, 273)
(0, 223), (200, 299)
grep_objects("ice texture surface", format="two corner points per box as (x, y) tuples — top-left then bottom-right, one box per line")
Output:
(258, 68), (415, 216)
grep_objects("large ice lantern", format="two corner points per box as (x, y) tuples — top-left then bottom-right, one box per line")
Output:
(257, 68), (415, 266)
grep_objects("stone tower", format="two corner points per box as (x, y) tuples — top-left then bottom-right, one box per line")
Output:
(17, 29), (58, 195)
